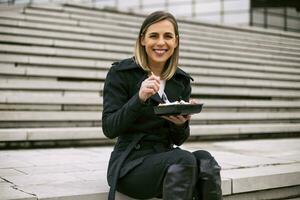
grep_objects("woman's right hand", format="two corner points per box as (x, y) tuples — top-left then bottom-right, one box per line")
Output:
(139, 73), (160, 103)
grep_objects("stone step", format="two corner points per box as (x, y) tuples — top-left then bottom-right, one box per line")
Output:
(0, 90), (101, 105)
(1, 24), (300, 65)
(0, 43), (299, 68)
(1, 12), (137, 34)
(1, 53), (299, 78)
(0, 111), (300, 122)
(191, 76), (300, 89)
(27, 4), (300, 46)
(0, 63), (108, 80)
(0, 104), (100, 112)
(1, 62), (300, 83)
(183, 59), (300, 75)
(2, 32), (300, 65)
(1, 89), (300, 107)
(0, 15), (299, 55)
(64, 3), (300, 39)
(0, 121), (99, 129)
(182, 112), (300, 122)
(0, 43), (131, 61)
(1, 33), (300, 60)
(0, 53), (108, 69)
(221, 163), (300, 194)
(1, 103), (299, 113)
(1, 72), (300, 91)
(190, 123), (300, 137)
(0, 127), (103, 141)
(0, 90), (100, 101)
(0, 44), (300, 70)
(0, 80), (299, 99)
(1, 65), (104, 81)
(0, 25), (134, 46)
(0, 111), (100, 121)
(0, 77), (102, 91)
(0, 182), (36, 200)
(5, 3), (300, 51)
(192, 86), (300, 99)
(1, 123), (300, 141)
(181, 20), (300, 44)
(2, 23), (299, 59)
(3, 10), (299, 55)
(184, 66), (300, 81)
(2, 14), (300, 57)
(24, 6), (141, 28)
(202, 99), (300, 108)
(0, 138), (299, 199)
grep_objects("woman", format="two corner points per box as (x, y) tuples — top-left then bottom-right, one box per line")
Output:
(102, 11), (222, 200)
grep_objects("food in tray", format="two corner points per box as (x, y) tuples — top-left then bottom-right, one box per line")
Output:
(154, 101), (203, 116)
(158, 100), (190, 106)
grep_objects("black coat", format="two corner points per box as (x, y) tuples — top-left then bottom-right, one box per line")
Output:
(102, 57), (193, 199)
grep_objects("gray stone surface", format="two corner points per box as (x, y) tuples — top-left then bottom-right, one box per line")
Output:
(0, 169), (25, 177)
(222, 163), (300, 193)
(2, 123), (300, 142)
(0, 138), (299, 199)
(0, 182), (36, 200)
(223, 185), (300, 200)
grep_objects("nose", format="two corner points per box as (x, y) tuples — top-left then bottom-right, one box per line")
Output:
(157, 36), (165, 46)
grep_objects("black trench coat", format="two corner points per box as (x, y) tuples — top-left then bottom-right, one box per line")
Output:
(102, 57), (193, 199)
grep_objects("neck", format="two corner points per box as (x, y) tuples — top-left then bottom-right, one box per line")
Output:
(150, 68), (163, 77)
(148, 63), (165, 77)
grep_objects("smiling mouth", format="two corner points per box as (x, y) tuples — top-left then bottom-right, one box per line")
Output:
(154, 49), (168, 55)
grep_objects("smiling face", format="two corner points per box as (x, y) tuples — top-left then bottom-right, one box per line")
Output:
(141, 19), (178, 70)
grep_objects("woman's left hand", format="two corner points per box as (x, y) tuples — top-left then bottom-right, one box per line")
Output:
(161, 115), (191, 126)
(161, 99), (197, 126)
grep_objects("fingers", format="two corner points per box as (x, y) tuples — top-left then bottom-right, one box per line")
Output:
(138, 73), (160, 102)
(161, 115), (191, 125)
(147, 74), (160, 90)
(143, 86), (157, 97)
(149, 72), (160, 81)
(142, 80), (160, 92)
(189, 98), (198, 104)
(142, 73), (160, 92)
(169, 115), (190, 122)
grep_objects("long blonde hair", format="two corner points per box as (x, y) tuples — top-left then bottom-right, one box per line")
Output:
(134, 11), (180, 80)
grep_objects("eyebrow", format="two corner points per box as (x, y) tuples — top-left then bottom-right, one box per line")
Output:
(148, 32), (175, 35)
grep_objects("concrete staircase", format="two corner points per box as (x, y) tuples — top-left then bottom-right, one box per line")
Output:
(0, 3), (300, 200)
(0, 138), (300, 200)
(1, 3), (300, 145)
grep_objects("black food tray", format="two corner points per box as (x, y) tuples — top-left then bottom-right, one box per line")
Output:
(153, 104), (203, 116)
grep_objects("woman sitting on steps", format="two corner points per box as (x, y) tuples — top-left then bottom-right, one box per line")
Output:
(102, 11), (223, 200)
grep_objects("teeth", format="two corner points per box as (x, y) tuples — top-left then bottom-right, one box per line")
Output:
(154, 49), (167, 54)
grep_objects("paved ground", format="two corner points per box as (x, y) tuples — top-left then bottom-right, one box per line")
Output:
(0, 138), (299, 200)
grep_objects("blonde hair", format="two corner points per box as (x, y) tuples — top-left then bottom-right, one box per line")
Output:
(134, 11), (179, 80)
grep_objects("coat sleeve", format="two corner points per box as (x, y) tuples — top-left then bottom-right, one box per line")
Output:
(168, 78), (191, 146)
(102, 66), (146, 139)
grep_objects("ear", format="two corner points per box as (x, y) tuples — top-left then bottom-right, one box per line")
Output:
(141, 35), (145, 46)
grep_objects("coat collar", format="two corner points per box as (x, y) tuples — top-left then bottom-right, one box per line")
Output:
(114, 57), (193, 104)
(114, 57), (193, 81)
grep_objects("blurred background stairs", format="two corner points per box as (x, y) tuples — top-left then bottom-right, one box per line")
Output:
(0, 3), (300, 147)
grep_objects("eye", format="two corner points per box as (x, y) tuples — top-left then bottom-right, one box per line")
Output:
(165, 34), (174, 39)
(148, 34), (157, 38)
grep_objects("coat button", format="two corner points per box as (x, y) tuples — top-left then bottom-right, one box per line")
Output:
(135, 144), (141, 150)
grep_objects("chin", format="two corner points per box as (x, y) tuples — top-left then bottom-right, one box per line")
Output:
(152, 55), (172, 63)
